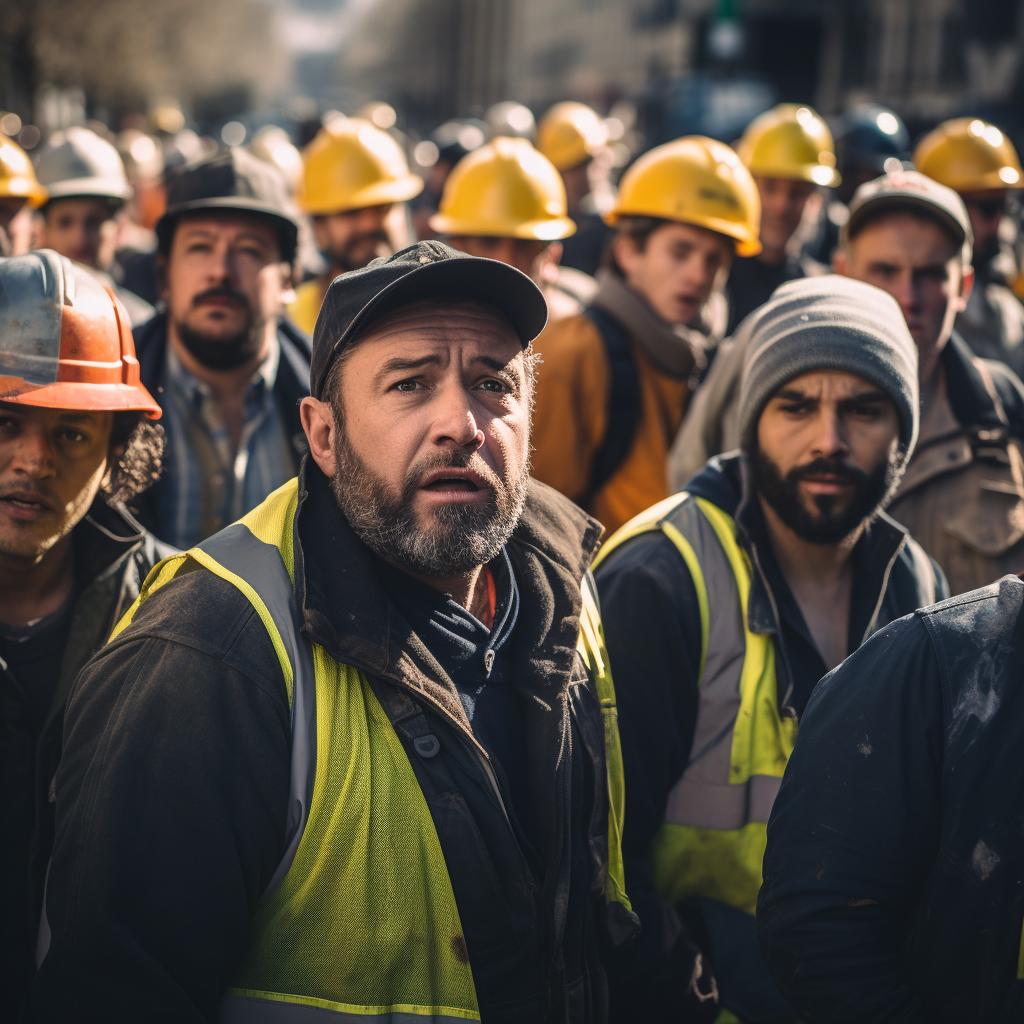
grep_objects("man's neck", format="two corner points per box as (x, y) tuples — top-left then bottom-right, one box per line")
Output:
(404, 563), (488, 619)
(0, 535), (75, 627)
(758, 495), (858, 670)
(756, 245), (786, 268)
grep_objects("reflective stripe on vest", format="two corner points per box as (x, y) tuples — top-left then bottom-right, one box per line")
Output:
(593, 491), (797, 916)
(112, 477), (631, 1020)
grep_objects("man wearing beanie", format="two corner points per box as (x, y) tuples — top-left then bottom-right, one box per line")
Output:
(671, 169), (1024, 597)
(593, 275), (946, 1023)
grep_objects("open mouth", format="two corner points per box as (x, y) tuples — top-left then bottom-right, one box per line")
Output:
(0, 493), (51, 520)
(422, 477), (480, 493)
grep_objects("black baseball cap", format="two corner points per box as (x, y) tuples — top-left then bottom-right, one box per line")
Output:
(310, 240), (549, 400)
(156, 148), (300, 261)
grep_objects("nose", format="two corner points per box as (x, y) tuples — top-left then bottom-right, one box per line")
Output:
(432, 381), (485, 451)
(810, 408), (849, 460)
(888, 271), (920, 315)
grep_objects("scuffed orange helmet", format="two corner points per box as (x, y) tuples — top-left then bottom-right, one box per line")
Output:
(0, 250), (160, 418)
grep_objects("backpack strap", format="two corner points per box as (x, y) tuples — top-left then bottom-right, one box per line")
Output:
(581, 306), (641, 509)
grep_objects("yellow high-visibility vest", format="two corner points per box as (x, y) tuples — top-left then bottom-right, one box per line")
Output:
(113, 477), (631, 1022)
(593, 491), (797, 918)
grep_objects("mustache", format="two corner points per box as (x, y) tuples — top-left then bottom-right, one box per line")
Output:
(787, 456), (868, 486)
(190, 286), (251, 309)
(404, 448), (501, 495)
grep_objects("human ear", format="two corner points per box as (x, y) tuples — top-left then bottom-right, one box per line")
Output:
(300, 396), (338, 478)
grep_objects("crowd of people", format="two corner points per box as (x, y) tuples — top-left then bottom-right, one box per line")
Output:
(2, 93), (1024, 1023)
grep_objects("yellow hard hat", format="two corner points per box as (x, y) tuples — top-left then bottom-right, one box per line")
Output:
(0, 135), (47, 207)
(299, 117), (423, 215)
(606, 136), (762, 257)
(429, 136), (576, 240)
(914, 118), (1024, 193)
(736, 103), (840, 187)
(536, 102), (608, 171)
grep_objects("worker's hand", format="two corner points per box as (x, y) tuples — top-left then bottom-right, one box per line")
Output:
(675, 930), (720, 1022)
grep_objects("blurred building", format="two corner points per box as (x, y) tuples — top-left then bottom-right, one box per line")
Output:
(339, 0), (1024, 142)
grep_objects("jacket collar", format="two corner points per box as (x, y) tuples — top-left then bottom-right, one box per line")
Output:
(292, 458), (602, 738)
(942, 329), (1009, 430)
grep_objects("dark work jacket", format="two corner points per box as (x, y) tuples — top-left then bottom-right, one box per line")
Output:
(759, 575), (1024, 1023)
(1, 499), (172, 1023)
(595, 453), (947, 1023)
(34, 460), (638, 1024)
(723, 253), (805, 337)
(129, 311), (312, 541)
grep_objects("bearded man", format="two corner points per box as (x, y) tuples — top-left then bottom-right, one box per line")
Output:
(131, 148), (312, 548)
(591, 275), (946, 1023)
(34, 242), (639, 1024)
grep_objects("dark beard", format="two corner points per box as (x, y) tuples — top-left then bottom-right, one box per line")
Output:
(750, 447), (902, 544)
(330, 428), (529, 578)
(174, 290), (267, 370)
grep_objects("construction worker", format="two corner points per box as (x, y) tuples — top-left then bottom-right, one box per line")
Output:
(536, 101), (613, 277)
(914, 117), (1024, 379)
(289, 117), (423, 333)
(34, 127), (154, 325)
(35, 241), (638, 1022)
(430, 136), (591, 321)
(130, 148), (311, 549)
(0, 250), (169, 1022)
(727, 103), (840, 333)
(672, 170), (1024, 596)
(531, 135), (756, 536)
(759, 575), (1024, 1023)
(596, 275), (944, 1022)
(801, 103), (912, 269)
(0, 135), (47, 255)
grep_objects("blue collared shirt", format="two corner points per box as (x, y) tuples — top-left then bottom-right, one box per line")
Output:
(152, 339), (297, 549)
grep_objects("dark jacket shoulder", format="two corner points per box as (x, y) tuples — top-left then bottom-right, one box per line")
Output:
(106, 566), (287, 704)
(944, 330), (1024, 437)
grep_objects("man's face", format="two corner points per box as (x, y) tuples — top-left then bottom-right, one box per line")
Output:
(163, 212), (286, 371)
(615, 221), (734, 326)
(835, 212), (967, 367)
(313, 204), (393, 272)
(302, 298), (532, 578)
(40, 196), (117, 269)
(0, 402), (113, 560)
(961, 188), (1010, 267)
(755, 176), (815, 258)
(450, 236), (550, 280)
(754, 370), (902, 544)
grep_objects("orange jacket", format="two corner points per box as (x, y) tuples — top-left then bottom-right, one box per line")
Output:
(531, 312), (691, 537)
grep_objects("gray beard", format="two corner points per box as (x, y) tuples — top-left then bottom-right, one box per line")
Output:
(330, 428), (529, 578)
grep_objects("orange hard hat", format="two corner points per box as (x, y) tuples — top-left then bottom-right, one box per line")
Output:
(0, 250), (161, 418)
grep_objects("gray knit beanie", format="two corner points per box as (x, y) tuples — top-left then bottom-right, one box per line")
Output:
(737, 275), (919, 464)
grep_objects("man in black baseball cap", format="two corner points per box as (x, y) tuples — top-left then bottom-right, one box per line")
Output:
(130, 148), (312, 548)
(37, 240), (640, 1023)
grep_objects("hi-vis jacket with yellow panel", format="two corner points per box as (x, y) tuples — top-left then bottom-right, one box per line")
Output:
(591, 453), (944, 1021)
(102, 465), (636, 1024)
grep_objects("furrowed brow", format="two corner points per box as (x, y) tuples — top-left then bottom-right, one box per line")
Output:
(373, 354), (443, 386)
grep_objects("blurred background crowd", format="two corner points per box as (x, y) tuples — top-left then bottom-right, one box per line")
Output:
(1, 0), (1022, 309)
